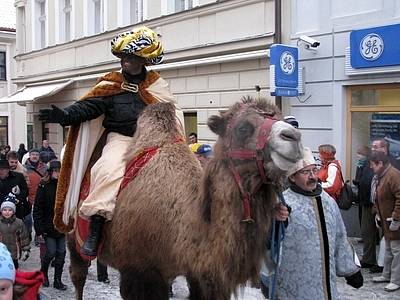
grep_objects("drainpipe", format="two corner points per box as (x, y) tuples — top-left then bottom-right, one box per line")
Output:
(274, 0), (282, 109)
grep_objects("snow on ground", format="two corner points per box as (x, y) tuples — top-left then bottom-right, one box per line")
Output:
(18, 238), (400, 299)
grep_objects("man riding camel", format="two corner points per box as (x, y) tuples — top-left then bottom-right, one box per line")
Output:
(39, 26), (184, 256)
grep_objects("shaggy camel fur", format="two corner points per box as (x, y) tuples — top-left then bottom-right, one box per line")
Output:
(68, 97), (303, 300)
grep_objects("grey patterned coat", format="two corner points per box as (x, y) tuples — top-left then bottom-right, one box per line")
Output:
(277, 188), (360, 300)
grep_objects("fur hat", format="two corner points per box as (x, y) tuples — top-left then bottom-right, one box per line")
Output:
(1, 201), (15, 213)
(0, 243), (15, 283)
(0, 160), (9, 169)
(287, 147), (316, 176)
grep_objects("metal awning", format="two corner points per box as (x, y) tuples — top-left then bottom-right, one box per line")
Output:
(0, 80), (74, 104)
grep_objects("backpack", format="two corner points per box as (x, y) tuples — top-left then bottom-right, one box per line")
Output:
(336, 165), (356, 210)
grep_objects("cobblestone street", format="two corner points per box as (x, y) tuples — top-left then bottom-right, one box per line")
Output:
(15, 238), (400, 299)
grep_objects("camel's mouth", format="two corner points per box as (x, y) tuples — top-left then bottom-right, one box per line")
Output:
(268, 121), (303, 171)
(270, 149), (302, 171)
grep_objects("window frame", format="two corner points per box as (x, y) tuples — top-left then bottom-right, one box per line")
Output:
(0, 52), (6, 81)
(161, 0), (199, 15)
(32, 0), (48, 50)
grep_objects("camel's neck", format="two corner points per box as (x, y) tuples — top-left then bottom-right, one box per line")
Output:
(190, 158), (274, 286)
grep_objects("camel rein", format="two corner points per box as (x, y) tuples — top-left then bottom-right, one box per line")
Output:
(227, 114), (278, 223)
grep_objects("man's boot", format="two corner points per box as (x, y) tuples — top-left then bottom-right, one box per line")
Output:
(40, 258), (51, 287)
(81, 215), (106, 256)
(53, 263), (67, 290)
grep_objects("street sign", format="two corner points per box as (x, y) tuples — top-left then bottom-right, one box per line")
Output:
(350, 23), (400, 69)
(270, 44), (299, 97)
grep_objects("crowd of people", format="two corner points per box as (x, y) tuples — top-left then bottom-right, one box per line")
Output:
(0, 140), (111, 299)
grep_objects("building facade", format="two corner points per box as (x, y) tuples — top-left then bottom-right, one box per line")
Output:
(0, 0), (26, 149)
(286, 0), (400, 177)
(6, 0), (280, 155)
(286, 0), (400, 235)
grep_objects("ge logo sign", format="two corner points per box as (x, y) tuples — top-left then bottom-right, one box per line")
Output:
(280, 51), (295, 75)
(359, 33), (384, 61)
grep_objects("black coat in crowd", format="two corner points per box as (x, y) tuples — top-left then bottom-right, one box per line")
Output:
(33, 178), (64, 238)
(353, 161), (374, 207)
(0, 171), (30, 219)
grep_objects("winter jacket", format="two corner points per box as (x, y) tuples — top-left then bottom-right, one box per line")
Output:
(318, 160), (343, 201)
(58, 69), (148, 137)
(353, 162), (374, 206)
(24, 159), (47, 204)
(33, 178), (64, 238)
(0, 215), (30, 260)
(375, 165), (400, 240)
(0, 171), (30, 219)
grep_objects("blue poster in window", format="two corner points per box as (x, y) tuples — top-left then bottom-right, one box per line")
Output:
(270, 44), (298, 97)
(350, 23), (400, 69)
(370, 114), (400, 158)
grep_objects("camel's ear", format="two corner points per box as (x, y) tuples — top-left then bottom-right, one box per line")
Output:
(207, 115), (226, 136)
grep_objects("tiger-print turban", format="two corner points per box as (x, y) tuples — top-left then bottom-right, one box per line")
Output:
(111, 26), (164, 65)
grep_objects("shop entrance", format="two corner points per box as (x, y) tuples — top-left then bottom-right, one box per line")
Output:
(347, 85), (400, 178)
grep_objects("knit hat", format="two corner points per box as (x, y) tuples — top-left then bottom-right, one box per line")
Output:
(283, 116), (299, 128)
(29, 148), (40, 154)
(0, 160), (9, 169)
(1, 201), (15, 213)
(195, 144), (213, 157)
(287, 147), (316, 176)
(48, 160), (61, 171)
(0, 243), (15, 283)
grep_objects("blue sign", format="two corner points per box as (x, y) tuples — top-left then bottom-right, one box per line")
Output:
(350, 23), (400, 69)
(270, 44), (298, 97)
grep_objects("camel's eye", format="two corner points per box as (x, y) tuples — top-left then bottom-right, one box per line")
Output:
(235, 121), (254, 138)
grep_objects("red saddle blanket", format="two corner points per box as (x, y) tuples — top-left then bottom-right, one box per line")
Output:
(75, 146), (159, 260)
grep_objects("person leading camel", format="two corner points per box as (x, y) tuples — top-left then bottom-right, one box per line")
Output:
(277, 147), (363, 299)
(38, 26), (184, 256)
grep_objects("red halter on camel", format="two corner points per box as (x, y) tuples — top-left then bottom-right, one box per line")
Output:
(226, 106), (278, 223)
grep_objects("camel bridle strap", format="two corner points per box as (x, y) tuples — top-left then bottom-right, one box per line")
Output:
(227, 115), (277, 223)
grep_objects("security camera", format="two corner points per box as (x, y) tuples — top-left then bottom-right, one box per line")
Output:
(298, 35), (320, 48)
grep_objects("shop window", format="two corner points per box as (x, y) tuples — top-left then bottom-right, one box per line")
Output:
(41, 122), (49, 142)
(0, 117), (8, 147)
(347, 85), (400, 178)
(27, 125), (33, 150)
(184, 112), (197, 141)
(0, 52), (5, 81)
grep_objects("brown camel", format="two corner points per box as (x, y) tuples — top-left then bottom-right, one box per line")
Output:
(67, 97), (303, 300)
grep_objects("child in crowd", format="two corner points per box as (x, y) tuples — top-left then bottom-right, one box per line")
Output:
(0, 196), (30, 269)
(0, 242), (15, 300)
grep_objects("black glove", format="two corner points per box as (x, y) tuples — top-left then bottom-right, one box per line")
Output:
(345, 271), (363, 289)
(39, 105), (66, 123)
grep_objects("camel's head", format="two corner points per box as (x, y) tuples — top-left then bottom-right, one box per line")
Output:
(208, 97), (303, 182)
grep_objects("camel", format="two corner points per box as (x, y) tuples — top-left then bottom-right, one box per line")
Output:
(67, 97), (303, 299)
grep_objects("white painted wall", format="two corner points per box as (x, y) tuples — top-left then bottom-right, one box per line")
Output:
(285, 0), (400, 168)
